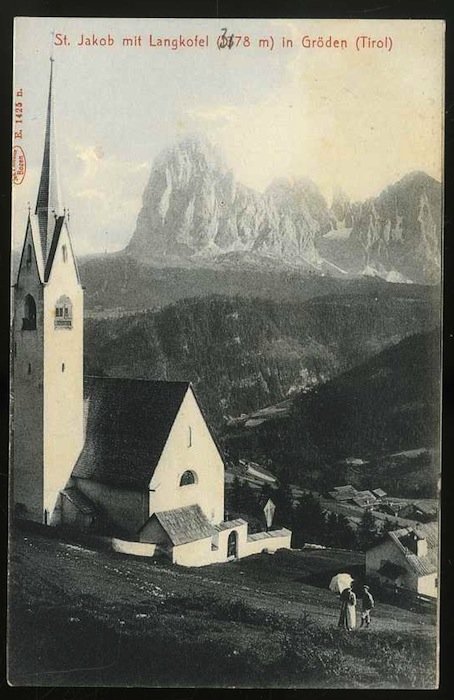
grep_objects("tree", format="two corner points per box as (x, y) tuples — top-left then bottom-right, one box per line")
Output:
(313, 511), (359, 550)
(273, 481), (294, 528)
(382, 517), (398, 533)
(260, 482), (275, 505)
(336, 514), (358, 550)
(324, 512), (340, 547)
(229, 476), (242, 512)
(293, 494), (326, 546)
(238, 480), (258, 516)
(357, 509), (379, 551)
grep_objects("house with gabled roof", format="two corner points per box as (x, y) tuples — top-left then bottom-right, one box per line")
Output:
(351, 490), (377, 509)
(365, 522), (438, 598)
(328, 485), (358, 501)
(238, 459), (277, 485)
(11, 58), (291, 567)
(372, 488), (387, 499)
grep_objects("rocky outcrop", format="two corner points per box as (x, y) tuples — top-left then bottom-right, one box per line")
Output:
(126, 136), (331, 265)
(349, 171), (441, 284)
(126, 137), (442, 284)
(330, 187), (353, 230)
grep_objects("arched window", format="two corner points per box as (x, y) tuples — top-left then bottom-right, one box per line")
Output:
(55, 295), (73, 329)
(227, 531), (238, 558)
(22, 294), (37, 330)
(26, 244), (32, 268)
(62, 245), (68, 262)
(179, 470), (197, 486)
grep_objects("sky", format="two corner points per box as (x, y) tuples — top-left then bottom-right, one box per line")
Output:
(13, 17), (444, 256)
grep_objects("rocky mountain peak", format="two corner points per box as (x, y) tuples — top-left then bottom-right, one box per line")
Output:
(154, 134), (228, 178)
(349, 171), (441, 283)
(125, 136), (441, 283)
(126, 138), (330, 265)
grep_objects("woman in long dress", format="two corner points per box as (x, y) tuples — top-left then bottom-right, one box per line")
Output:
(338, 585), (357, 630)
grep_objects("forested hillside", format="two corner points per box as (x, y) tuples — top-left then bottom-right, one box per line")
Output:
(84, 291), (438, 428)
(224, 330), (440, 496)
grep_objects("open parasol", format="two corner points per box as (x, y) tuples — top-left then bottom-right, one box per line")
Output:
(329, 573), (354, 594)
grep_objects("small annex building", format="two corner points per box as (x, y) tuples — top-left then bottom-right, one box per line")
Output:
(365, 522), (438, 598)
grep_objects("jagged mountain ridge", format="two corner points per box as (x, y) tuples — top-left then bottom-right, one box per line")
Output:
(126, 136), (442, 283)
(349, 171), (442, 283)
(127, 136), (330, 267)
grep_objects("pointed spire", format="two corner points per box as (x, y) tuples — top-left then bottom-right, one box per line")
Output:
(35, 54), (62, 262)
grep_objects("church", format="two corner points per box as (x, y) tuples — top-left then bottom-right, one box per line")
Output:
(11, 59), (291, 567)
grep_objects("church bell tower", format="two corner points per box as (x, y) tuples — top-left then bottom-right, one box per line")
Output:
(12, 58), (84, 523)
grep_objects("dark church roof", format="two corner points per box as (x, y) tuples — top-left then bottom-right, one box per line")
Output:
(43, 215), (64, 280)
(72, 376), (190, 489)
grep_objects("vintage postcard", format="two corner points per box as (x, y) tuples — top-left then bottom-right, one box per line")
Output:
(9, 17), (443, 687)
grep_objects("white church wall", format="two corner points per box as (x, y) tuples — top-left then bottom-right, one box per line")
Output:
(111, 538), (157, 557)
(241, 531), (292, 557)
(149, 388), (224, 524)
(211, 523), (248, 562)
(43, 222), (84, 518)
(172, 526), (292, 566)
(172, 537), (214, 567)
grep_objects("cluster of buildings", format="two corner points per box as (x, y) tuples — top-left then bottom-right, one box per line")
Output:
(327, 484), (438, 598)
(328, 484), (387, 509)
(327, 484), (438, 525)
(383, 500), (438, 523)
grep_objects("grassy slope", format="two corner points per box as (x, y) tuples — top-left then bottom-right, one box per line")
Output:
(8, 527), (437, 688)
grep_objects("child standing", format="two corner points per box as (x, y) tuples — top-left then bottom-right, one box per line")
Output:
(360, 585), (374, 627)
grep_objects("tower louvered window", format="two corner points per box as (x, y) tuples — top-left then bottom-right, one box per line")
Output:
(55, 295), (73, 329)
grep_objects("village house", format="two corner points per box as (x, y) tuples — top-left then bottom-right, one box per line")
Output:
(365, 522), (438, 598)
(398, 501), (438, 523)
(327, 484), (358, 501)
(351, 490), (377, 509)
(238, 459), (278, 485)
(11, 58), (291, 567)
(328, 484), (389, 511)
